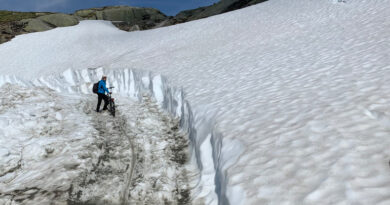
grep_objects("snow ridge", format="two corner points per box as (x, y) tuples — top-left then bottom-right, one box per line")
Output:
(0, 67), (241, 204)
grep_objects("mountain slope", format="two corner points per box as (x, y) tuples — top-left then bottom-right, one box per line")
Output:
(0, 0), (269, 44)
(173, 0), (268, 22)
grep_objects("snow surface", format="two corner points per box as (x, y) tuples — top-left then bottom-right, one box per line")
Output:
(0, 84), (96, 203)
(1, 0), (390, 204)
(0, 83), (196, 204)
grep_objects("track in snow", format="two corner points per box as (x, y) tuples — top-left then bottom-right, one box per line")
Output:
(64, 95), (195, 205)
(0, 84), (196, 205)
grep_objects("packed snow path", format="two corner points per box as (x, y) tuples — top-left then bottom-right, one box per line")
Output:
(0, 84), (195, 204)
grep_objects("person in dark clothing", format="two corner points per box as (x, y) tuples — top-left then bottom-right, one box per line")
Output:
(96, 76), (110, 112)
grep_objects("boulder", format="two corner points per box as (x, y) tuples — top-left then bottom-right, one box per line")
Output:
(37, 13), (79, 27)
(100, 7), (166, 22)
(75, 6), (167, 29)
(20, 19), (52, 32)
(74, 9), (97, 20)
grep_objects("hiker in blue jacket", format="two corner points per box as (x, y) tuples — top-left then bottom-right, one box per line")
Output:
(96, 76), (110, 112)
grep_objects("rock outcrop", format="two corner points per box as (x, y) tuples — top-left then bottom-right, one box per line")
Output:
(172, 0), (268, 23)
(75, 6), (167, 31)
(21, 19), (53, 32)
(0, 12), (79, 43)
(37, 13), (79, 27)
(0, 11), (50, 43)
(0, 21), (26, 43)
(20, 13), (79, 33)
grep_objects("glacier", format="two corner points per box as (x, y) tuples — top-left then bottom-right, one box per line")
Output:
(1, 0), (390, 204)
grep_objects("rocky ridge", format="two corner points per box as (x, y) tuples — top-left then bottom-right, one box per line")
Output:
(0, 0), (268, 44)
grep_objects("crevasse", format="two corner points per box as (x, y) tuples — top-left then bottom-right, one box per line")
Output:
(0, 67), (244, 205)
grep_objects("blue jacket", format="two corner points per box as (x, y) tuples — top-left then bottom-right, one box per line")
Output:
(98, 80), (109, 94)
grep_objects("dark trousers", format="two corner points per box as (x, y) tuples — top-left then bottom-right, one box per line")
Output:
(96, 93), (109, 111)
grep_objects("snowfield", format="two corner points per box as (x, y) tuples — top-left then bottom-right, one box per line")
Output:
(1, 0), (390, 204)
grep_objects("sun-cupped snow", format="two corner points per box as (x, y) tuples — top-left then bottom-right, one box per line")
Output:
(1, 0), (390, 204)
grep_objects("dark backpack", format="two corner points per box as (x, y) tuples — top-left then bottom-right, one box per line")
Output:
(92, 81), (99, 94)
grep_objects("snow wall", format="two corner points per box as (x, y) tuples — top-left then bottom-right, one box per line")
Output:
(0, 67), (244, 205)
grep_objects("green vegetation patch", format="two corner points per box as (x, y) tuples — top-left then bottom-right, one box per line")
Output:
(0, 11), (51, 22)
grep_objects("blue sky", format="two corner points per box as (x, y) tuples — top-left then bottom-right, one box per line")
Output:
(0, 0), (220, 16)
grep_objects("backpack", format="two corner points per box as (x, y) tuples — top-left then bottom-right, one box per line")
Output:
(92, 81), (99, 94)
